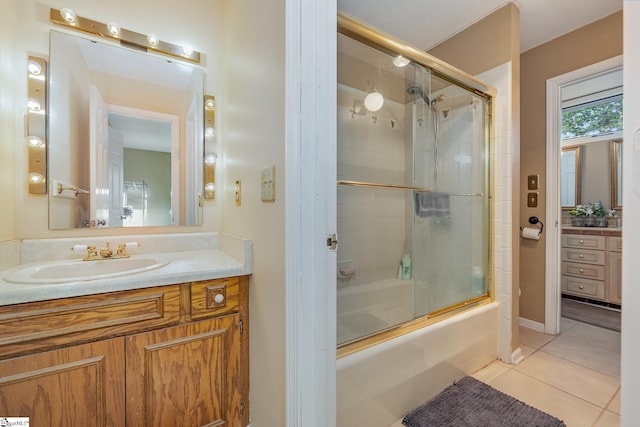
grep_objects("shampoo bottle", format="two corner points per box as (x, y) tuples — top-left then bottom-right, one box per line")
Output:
(401, 253), (412, 280)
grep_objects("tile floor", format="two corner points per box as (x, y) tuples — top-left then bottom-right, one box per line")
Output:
(390, 317), (621, 427)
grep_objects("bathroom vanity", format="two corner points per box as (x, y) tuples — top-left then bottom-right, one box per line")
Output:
(0, 232), (251, 427)
(561, 227), (622, 304)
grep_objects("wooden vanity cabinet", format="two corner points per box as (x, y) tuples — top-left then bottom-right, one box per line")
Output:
(0, 276), (249, 427)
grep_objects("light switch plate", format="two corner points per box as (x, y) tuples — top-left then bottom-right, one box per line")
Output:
(527, 192), (538, 208)
(260, 165), (275, 202)
(527, 174), (539, 190)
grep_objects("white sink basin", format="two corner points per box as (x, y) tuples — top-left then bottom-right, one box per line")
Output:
(4, 257), (170, 284)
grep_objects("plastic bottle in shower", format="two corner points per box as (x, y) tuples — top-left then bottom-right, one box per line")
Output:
(401, 253), (412, 280)
(472, 266), (484, 295)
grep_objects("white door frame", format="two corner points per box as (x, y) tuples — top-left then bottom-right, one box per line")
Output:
(544, 55), (623, 334)
(285, 0), (337, 426)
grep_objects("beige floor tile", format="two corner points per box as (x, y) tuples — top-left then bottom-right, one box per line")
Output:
(389, 420), (403, 427)
(519, 326), (555, 349)
(472, 360), (511, 384)
(491, 369), (602, 427)
(593, 410), (620, 427)
(608, 388), (620, 415)
(514, 350), (619, 407)
(519, 343), (537, 360)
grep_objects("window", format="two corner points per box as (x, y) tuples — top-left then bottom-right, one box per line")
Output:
(561, 95), (623, 140)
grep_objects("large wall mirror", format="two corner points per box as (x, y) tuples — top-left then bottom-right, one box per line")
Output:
(611, 140), (622, 210)
(561, 145), (581, 209)
(48, 31), (204, 229)
(561, 138), (622, 213)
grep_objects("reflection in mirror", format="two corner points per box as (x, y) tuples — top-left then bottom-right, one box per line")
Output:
(48, 31), (204, 229)
(611, 140), (622, 210)
(561, 145), (581, 209)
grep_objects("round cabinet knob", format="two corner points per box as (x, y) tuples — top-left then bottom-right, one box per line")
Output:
(579, 254), (584, 258)
(579, 240), (584, 244)
(214, 293), (225, 304)
(579, 285), (584, 289)
(579, 268), (585, 273)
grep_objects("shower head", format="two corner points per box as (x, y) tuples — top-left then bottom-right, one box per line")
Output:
(406, 83), (430, 105)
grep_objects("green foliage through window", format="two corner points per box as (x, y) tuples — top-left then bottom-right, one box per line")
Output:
(562, 96), (623, 140)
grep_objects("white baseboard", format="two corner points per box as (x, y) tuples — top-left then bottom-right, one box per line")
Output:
(519, 317), (545, 332)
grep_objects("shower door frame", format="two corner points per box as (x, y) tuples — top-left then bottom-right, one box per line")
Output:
(336, 13), (497, 357)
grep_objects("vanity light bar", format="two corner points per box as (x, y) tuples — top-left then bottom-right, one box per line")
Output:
(49, 8), (201, 64)
(27, 56), (47, 194)
(203, 95), (216, 200)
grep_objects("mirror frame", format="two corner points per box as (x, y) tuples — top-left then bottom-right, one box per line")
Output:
(611, 139), (622, 211)
(561, 145), (582, 210)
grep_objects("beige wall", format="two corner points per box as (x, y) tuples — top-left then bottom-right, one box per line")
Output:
(11, 0), (223, 239)
(428, 3), (521, 355)
(519, 12), (622, 322)
(221, 0), (287, 425)
(0, 0), (16, 242)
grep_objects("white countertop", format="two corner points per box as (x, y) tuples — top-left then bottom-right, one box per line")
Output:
(0, 232), (252, 306)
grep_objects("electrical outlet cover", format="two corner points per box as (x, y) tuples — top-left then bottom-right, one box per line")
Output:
(260, 165), (275, 202)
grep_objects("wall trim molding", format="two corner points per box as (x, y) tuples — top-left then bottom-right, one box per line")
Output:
(519, 316), (544, 332)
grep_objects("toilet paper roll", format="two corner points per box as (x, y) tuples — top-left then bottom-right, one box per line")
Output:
(521, 227), (541, 240)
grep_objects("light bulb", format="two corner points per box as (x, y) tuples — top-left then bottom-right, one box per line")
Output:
(364, 91), (384, 112)
(60, 8), (76, 24)
(27, 60), (41, 76)
(26, 136), (44, 148)
(29, 173), (45, 184)
(393, 55), (410, 67)
(182, 46), (194, 57)
(204, 153), (216, 165)
(107, 22), (120, 37)
(147, 34), (159, 48)
(27, 98), (41, 112)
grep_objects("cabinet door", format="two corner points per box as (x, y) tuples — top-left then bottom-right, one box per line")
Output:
(0, 337), (125, 427)
(608, 251), (622, 304)
(125, 316), (241, 427)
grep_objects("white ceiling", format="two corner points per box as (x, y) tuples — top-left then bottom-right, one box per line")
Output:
(338, 0), (622, 53)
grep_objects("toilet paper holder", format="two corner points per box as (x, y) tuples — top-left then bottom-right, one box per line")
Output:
(520, 216), (544, 236)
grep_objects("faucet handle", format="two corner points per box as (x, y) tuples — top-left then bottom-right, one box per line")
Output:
(117, 244), (129, 257)
(86, 245), (98, 259)
(99, 242), (113, 258)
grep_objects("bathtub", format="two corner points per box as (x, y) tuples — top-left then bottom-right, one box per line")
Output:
(337, 278), (414, 345)
(336, 300), (499, 427)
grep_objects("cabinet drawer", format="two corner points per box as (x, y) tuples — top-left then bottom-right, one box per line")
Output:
(562, 275), (605, 300)
(561, 248), (605, 265)
(562, 261), (605, 281)
(562, 234), (605, 250)
(0, 285), (181, 359)
(608, 236), (622, 252)
(191, 277), (240, 320)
